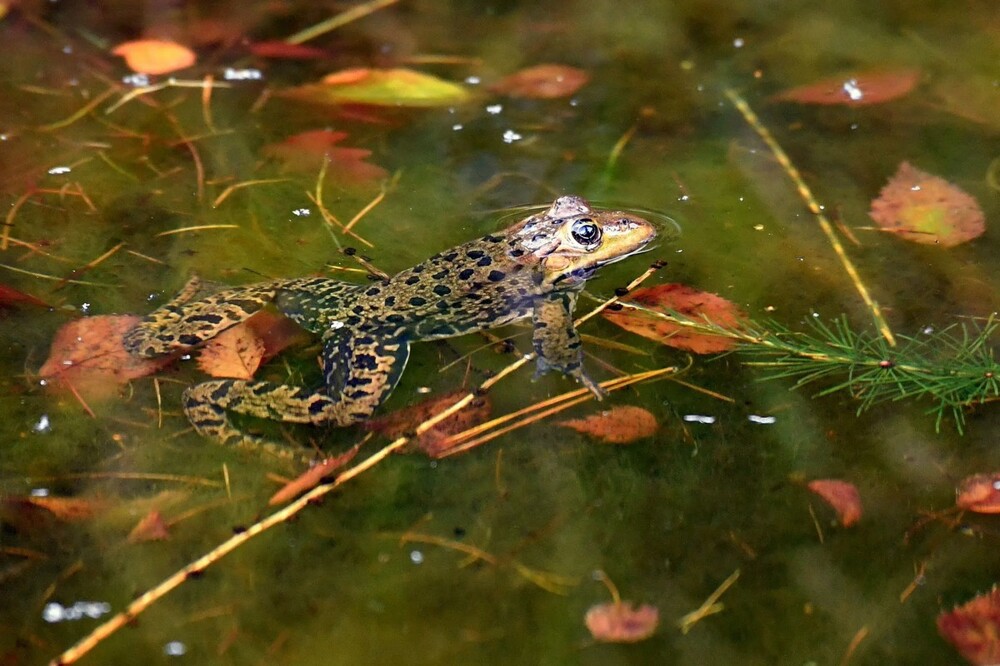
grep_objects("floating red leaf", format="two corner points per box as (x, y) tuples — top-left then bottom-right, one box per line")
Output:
(111, 39), (196, 75)
(807, 479), (863, 527)
(938, 587), (1000, 665)
(869, 162), (985, 247)
(263, 129), (387, 185)
(956, 473), (1000, 514)
(585, 602), (659, 643)
(249, 41), (328, 60)
(39, 315), (174, 399)
(558, 405), (658, 444)
(772, 69), (920, 106)
(490, 64), (589, 99)
(603, 284), (746, 354)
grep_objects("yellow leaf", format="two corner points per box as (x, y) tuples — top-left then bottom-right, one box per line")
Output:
(282, 67), (470, 107)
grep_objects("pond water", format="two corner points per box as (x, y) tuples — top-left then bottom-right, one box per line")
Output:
(1, 1), (998, 664)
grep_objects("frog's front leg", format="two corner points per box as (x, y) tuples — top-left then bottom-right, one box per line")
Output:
(531, 291), (606, 398)
(181, 329), (411, 450)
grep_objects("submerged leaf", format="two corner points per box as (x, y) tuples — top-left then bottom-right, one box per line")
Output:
(365, 390), (492, 457)
(197, 322), (265, 379)
(869, 162), (985, 247)
(772, 69), (920, 106)
(268, 445), (362, 505)
(938, 587), (1000, 665)
(490, 64), (589, 99)
(956, 473), (1000, 514)
(0, 283), (48, 308)
(807, 478), (863, 527)
(249, 41), (328, 60)
(558, 405), (658, 444)
(603, 284), (746, 353)
(281, 68), (470, 107)
(111, 39), (196, 75)
(39, 315), (174, 397)
(262, 129), (387, 184)
(585, 602), (659, 643)
(128, 510), (171, 542)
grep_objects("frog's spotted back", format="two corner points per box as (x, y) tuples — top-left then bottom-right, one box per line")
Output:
(125, 196), (657, 454)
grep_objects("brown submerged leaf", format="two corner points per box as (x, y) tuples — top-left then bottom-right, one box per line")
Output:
(807, 479), (863, 527)
(39, 315), (174, 398)
(869, 162), (985, 247)
(558, 405), (658, 444)
(197, 322), (266, 379)
(603, 284), (746, 354)
(0, 283), (48, 308)
(268, 445), (362, 505)
(365, 390), (492, 457)
(938, 587), (1000, 665)
(263, 129), (387, 185)
(585, 602), (659, 643)
(128, 510), (171, 542)
(490, 64), (589, 99)
(772, 69), (920, 106)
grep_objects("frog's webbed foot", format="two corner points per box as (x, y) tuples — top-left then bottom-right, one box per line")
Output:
(532, 356), (606, 400)
(124, 278), (296, 358)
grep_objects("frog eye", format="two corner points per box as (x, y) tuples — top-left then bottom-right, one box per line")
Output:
(570, 218), (601, 246)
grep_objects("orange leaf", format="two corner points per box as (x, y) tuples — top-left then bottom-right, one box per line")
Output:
(197, 322), (265, 379)
(869, 162), (985, 247)
(4, 495), (104, 522)
(39, 315), (174, 399)
(244, 311), (307, 363)
(365, 390), (492, 457)
(585, 602), (659, 643)
(603, 283), (746, 353)
(807, 479), (863, 527)
(111, 39), (196, 75)
(128, 510), (171, 542)
(490, 64), (589, 99)
(558, 405), (658, 444)
(268, 445), (362, 505)
(263, 129), (387, 185)
(956, 473), (1000, 514)
(938, 587), (1000, 665)
(772, 69), (920, 106)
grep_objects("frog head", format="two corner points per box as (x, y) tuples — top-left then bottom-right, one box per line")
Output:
(510, 196), (657, 287)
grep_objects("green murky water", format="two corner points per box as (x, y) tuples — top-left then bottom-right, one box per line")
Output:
(1, 1), (998, 664)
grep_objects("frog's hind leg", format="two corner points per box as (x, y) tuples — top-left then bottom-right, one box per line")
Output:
(180, 331), (410, 450)
(124, 277), (296, 358)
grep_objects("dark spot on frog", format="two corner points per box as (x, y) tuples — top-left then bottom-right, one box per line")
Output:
(432, 269), (449, 279)
(366, 287), (382, 296)
(458, 268), (475, 280)
(409, 296), (427, 306)
(383, 295), (396, 306)
(433, 284), (452, 296)
(487, 270), (506, 282)
(466, 249), (485, 259)
(476, 256), (492, 267)
(405, 275), (420, 285)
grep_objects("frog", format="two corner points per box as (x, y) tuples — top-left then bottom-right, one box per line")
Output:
(123, 195), (657, 452)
